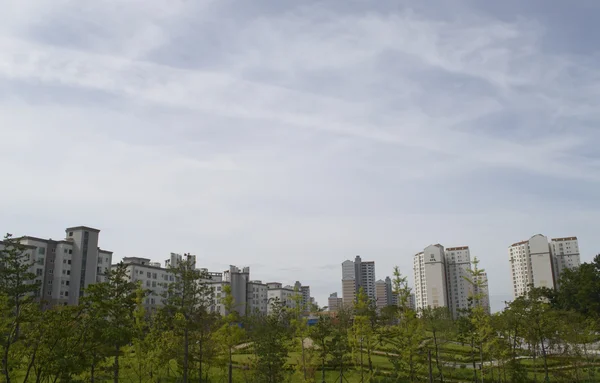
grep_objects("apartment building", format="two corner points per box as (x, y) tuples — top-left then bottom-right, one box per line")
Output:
(341, 256), (376, 305)
(375, 279), (388, 311)
(445, 246), (473, 318)
(413, 244), (489, 318)
(121, 257), (172, 312)
(413, 244), (448, 311)
(509, 234), (580, 298)
(328, 292), (343, 312)
(0, 226), (113, 307)
(551, 237), (580, 288)
(224, 265), (250, 315)
(247, 280), (268, 315)
(266, 282), (297, 314)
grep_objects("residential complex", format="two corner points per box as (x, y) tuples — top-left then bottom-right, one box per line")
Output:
(509, 234), (580, 298)
(413, 244), (489, 318)
(0, 226), (113, 307)
(375, 277), (397, 311)
(340, 256), (376, 305)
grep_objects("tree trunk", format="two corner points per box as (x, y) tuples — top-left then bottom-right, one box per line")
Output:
(183, 327), (189, 383)
(3, 340), (11, 383)
(91, 360), (95, 383)
(471, 338), (478, 383)
(539, 336), (550, 382)
(432, 330), (444, 382)
(228, 348), (233, 383)
(480, 342), (485, 383)
(301, 336), (307, 381)
(114, 344), (120, 383)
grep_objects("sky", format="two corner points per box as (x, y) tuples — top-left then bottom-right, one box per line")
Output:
(1, 0), (599, 313)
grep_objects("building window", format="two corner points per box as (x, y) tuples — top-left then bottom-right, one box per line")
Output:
(66, 270), (70, 275)
(38, 247), (45, 255)
(69, 232), (73, 237)
(36, 269), (43, 276)
(98, 258), (103, 264)
(66, 281), (70, 286)
(68, 249), (72, 254)
(64, 249), (68, 253)
(65, 292), (69, 296)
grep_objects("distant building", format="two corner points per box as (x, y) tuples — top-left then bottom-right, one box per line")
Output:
(328, 292), (343, 312)
(223, 265), (250, 315)
(1, 226), (113, 308)
(509, 235), (580, 298)
(266, 282), (297, 314)
(247, 280), (268, 315)
(120, 257), (171, 312)
(341, 256), (376, 305)
(413, 244), (490, 318)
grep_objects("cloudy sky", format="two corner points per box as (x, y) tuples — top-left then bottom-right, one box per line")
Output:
(1, 0), (599, 312)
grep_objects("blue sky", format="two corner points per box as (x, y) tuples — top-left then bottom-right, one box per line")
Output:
(1, 0), (599, 311)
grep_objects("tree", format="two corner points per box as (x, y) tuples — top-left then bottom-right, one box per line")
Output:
(329, 305), (353, 383)
(290, 285), (310, 381)
(83, 261), (139, 383)
(309, 315), (333, 383)
(215, 284), (245, 383)
(161, 253), (215, 383)
(380, 267), (426, 382)
(422, 307), (453, 382)
(351, 287), (376, 381)
(0, 234), (41, 383)
(249, 301), (292, 383)
(550, 254), (600, 317)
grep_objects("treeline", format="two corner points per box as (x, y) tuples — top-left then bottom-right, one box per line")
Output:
(2, 233), (600, 383)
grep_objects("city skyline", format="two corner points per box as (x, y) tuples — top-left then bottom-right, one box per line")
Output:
(2, 0), (600, 314)
(2, 224), (592, 313)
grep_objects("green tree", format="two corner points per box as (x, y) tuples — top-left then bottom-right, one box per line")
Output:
(550, 254), (600, 317)
(0, 234), (41, 383)
(309, 315), (333, 383)
(161, 253), (215, 383)
(84, 261), (139, 383)
(290, 285), (310, 381)
(422, 307), (453, 382)
(329, 305), (353, 383)
(351, 287), (376, 381)
(381, 267), (426, 382)
(249, 301), (292, 383)
(215, 284), (245, 383)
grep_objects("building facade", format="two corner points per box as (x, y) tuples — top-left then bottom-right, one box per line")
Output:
(328, 292), (343, 312)
(2, 226), (113, 307)
(413, 244), (489, 318)
(266, 282), (297, 314)
(121, 257), (172, 312)
(509, 234), (580, 298)
(341, 256), (376, 305)
(247, 280), (268, 315)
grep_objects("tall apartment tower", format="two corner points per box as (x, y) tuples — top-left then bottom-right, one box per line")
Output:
(341, 256), (376, 305)
(7, 226), (113, 307)
(445, 246), (474, 318)
(375, 280), (388, 311)
(341, 260), (356, 305)
(413, 244), (448, 311)
(413, 244), (489, 318)
(509, 234), (580, 298)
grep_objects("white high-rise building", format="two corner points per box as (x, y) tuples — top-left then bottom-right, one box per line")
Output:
(121, 257), (172, 313)
(266, 282), (297, 314)
(413, 244), (489, 318)
(509, 234), (580, 298)
(247, 280), (268, 315)
(414, 244), (448, 311)
(445, 246), (473, 318)
(341, 260), (356, 305)
(1, 226), (113, 307)
(551, 237), (580, 288)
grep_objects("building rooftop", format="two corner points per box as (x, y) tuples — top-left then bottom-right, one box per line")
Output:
(509, 240), (528, 247)
(446, 246), (469, 251)
(65, 226), (101, 233)
(551, 237), (578, 242)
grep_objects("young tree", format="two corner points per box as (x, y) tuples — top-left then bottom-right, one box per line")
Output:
(421, 307), (453, 382)
(290, 285), (310, 381)
(249, 300), (292, 383)
(83, 261), (139, 383)
(0, 234), (41, 383)
(380, 267), (426, 382)
(309, 315), (333, 383)
(161, 253), (214, 383)
(351, 287), (376, 381)
(215, 284), (245, 383)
